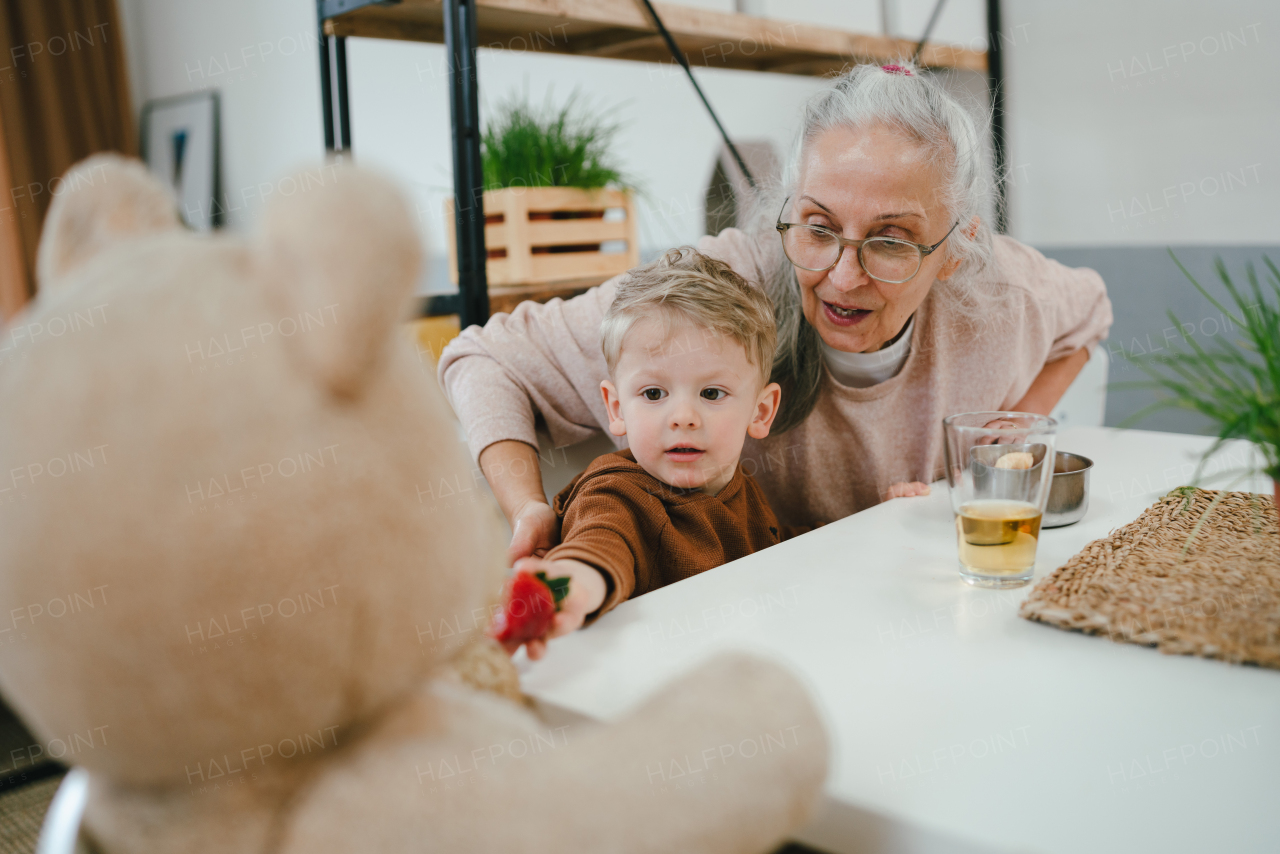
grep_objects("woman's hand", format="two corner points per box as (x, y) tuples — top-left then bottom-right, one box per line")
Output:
(504, 556), (607, 660)
(978, 418), (1020, 445)
(885, 481), (931, 499)
(478, 440), (562, 562)
(508, 500), (560, 564)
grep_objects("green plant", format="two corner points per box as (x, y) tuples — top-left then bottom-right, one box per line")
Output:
(481, 91), (629, 191)
(1119, 252), (1280, 485)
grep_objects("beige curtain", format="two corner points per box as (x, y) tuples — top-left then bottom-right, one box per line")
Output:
(0, 0), (136, 318)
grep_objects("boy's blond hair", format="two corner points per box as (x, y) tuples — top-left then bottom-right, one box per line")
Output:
(601, 248), (776, 386)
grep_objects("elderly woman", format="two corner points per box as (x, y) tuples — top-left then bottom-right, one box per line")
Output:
(438, 62), (1112, 561)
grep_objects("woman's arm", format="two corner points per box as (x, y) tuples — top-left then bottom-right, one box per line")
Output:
(479, 440), (560, 563)
(990, 236), (1112, 417)
(438, 282), (619, 464)
(438, 277), (621, 565)
(1011, 346), (1090, 416)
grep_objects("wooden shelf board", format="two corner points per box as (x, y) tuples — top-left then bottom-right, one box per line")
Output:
(325, 0), (986, 75)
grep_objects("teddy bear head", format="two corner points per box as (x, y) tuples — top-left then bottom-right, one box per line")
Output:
(0, 155), (504, 786)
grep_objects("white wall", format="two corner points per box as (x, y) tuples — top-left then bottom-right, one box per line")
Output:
(118, 0), (326, 228)
(1002, 0), (1279, 246)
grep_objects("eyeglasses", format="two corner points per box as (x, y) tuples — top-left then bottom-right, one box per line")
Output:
(775, 197), (958, 284)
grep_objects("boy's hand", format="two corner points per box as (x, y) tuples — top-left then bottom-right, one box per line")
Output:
(506, 556), (607, 661)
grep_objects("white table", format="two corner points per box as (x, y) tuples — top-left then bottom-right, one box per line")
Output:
(518, 428), (1280, 854)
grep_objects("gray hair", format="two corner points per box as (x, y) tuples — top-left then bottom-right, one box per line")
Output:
(748, 61), (1001, 434)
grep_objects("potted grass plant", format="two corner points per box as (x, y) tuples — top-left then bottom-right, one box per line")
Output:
(445, 92), (639, 291)
(1121, 253), (1280, 514)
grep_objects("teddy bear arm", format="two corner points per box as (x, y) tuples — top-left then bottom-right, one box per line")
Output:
(280, 653), (828, 854)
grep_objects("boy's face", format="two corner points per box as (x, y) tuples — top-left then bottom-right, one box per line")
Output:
(601, 317), (781, 496)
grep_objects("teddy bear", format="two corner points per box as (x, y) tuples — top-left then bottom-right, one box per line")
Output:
(0, 154), (828, 853)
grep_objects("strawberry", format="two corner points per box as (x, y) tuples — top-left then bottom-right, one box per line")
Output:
(490, 571), (571, 646)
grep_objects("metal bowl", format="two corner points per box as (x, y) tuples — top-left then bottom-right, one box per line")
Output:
(1044, 451), (1093, 528)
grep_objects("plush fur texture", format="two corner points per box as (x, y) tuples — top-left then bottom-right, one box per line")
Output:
(0, 155), (828, 853)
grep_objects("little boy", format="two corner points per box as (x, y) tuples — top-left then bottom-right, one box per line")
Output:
(512, 247), (806, 659)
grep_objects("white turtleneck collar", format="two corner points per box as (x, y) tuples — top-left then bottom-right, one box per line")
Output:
(819, 315), (915, 388)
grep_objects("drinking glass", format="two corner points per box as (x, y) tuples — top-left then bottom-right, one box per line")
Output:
(943, 412), (1057, 588)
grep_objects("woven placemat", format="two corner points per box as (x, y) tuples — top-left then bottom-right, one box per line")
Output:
(1020, 488), (1280, 667)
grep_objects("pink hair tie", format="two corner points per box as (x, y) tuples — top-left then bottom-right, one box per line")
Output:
(881, 64), (913, 76)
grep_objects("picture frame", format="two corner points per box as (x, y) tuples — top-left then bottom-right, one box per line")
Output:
(141, 91), (221, 231)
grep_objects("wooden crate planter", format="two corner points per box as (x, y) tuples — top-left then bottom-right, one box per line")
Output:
(445, 186), (639, 291)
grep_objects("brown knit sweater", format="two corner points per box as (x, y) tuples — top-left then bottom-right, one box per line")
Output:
(546, 449), (807, 619)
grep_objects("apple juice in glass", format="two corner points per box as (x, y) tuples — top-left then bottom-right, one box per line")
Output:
(943, 412), (1057, 588)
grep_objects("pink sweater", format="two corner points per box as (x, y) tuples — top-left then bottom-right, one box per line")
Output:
(438, 230), (1112, 526)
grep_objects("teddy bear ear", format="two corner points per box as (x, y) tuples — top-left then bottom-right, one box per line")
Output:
(256, 164), (423, 398)
(35, 154), (181, 291)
